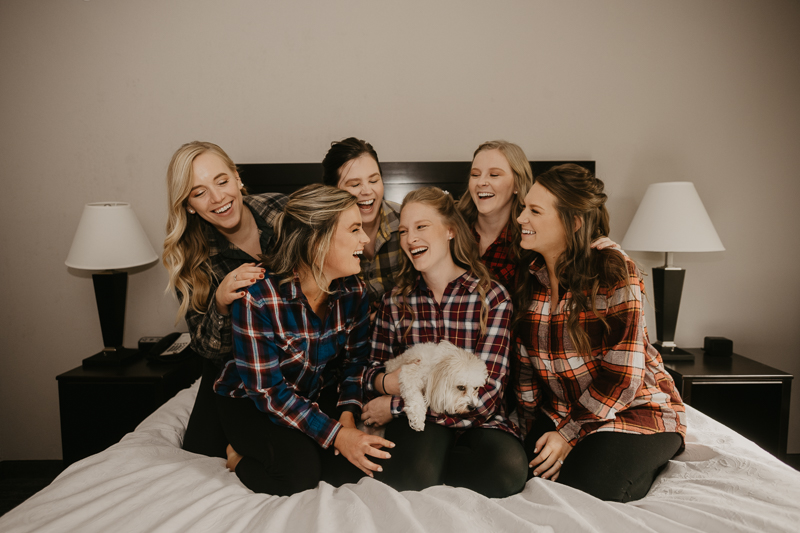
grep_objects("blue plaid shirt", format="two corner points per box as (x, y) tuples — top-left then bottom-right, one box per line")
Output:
(214, 272), (370, 449)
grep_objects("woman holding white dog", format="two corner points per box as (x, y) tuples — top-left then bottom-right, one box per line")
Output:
(514, 164), (686, 502)
(361, 187), (528, 498)
(214, 184), (395, 495)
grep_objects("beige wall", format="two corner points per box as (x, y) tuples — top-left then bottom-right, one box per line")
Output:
(1, 0), (798, 460)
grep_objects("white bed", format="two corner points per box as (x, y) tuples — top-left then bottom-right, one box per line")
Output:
(3, 381), (799, 533)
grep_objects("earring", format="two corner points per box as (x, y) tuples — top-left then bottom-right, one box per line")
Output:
(514, 190), (518, 194)
(187, 208), (195, 214)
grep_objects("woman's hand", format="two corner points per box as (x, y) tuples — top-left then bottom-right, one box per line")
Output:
(333, 427), (395, 477)
(215, 263), (265, 315)
(361, 396), (393, 428)
(590, 237), (619, 250)
(529, 431), (572, 481)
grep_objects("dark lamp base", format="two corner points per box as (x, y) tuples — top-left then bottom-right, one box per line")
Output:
(653, 344), (695, 362)
(82, 347), (141, 368)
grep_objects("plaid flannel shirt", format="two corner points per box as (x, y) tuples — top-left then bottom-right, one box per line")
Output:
(214, 272), (370, 449)
(360, 200), (402, 314)
(183, 193), (288, 363)
(365, 271), (517, 436)
(472, 223), (517, 294)
(515, 253), (686, 447)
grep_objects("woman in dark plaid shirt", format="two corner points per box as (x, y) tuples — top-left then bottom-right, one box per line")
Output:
(164, 141), (287, 458)
(322, 137), (403, 319)
(514, 164), (686, 502)
(361, 187), (528, 498)
(214, 184), (395, 495)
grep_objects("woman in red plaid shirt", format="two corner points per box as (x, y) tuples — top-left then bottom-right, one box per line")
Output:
(457, 140), (534, 295)
(514, 164), (686, 502)
(361, 187), (528, 498)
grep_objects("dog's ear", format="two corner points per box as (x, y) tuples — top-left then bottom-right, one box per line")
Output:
(427, 355), (459, 414)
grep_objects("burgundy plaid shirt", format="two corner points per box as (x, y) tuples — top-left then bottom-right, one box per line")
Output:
(471, 223), (517, 294)
(515, 253), (686, 447)
(366, 271), (517, 435)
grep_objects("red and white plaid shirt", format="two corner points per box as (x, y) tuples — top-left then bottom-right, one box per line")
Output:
(366, 271), (517, 436)
(515, 253), (686, 447)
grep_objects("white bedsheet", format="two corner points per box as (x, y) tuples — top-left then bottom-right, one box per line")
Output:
(2, 381), (799, 533)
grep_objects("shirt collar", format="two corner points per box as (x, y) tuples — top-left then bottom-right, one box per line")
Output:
(528, 255), (550, 286)
(281, 271), (351, 301)
(414, 269), (479, 295)
(204, 197), (274, 260)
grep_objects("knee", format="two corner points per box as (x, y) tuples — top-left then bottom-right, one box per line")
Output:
(478, 443), (529, 498)
(447, 435), (529, 498)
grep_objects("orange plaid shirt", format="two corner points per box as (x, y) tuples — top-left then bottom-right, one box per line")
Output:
(515, 253), (686, 447)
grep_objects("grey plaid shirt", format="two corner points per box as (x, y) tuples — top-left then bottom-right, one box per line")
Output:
(183, 193), (287, 363)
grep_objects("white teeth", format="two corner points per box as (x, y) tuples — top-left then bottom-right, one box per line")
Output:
(213, 202), (232, 214)
(357, 199), (375, 206)
(410, 246), (428, 255)
(353, 250), (363, 256)
(522, 230), (536, 235)
(477, 192), (495, 198)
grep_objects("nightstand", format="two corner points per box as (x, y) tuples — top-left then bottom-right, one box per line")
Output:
(664, 348), (793, 458)
(56, 351), (202, 465)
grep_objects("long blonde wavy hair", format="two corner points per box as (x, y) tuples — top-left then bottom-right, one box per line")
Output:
(394, 187), (494, 339)
(162, 141), (243, 322)
(262, 184), (359, 294)
(457, 140), (534, 268)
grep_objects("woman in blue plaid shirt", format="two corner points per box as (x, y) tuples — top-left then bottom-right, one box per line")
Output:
(213, 184), (395, 495)
(361, 187), (528, 498)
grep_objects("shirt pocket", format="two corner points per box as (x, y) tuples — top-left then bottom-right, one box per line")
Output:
(275, 332), (308, 370)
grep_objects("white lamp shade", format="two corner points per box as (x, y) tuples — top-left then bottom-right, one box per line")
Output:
(621, 182), (725, 252)
(65, 202), (159, 270)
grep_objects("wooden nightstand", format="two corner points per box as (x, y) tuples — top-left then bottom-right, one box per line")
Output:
(664, 348), (793, 458)
(56, 352), (202, 465)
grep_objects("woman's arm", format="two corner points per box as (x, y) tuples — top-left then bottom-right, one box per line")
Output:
(335, 287), (372, 415)
(553, 261), (646, 446)
(183, 264), (265, 362)
(514, 342), (543, 437)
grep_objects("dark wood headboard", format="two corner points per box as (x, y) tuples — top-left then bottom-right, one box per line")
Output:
(239, 161), (596, 204)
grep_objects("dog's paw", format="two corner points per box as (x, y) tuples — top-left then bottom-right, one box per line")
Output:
(407, 410), (426, 432)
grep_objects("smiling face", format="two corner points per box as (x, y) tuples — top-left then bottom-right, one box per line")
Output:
(336, 155), (385, 226)
(322, 204), (370, 281)
(469, 149), (517, 220)
(186, 151), (245, 232)
(517, 182), (568, 258)
(399, 202), (455, 274)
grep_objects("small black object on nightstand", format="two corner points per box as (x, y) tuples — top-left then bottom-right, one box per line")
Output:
(704, 336), (733, 357)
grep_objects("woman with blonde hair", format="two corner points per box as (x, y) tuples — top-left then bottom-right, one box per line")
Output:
(514, 164), (685, 502)
(457, 140), (534, 294)
(163, 141), (287, 458)
(360, 187), (528, 498)
(215, 184), (393, 495)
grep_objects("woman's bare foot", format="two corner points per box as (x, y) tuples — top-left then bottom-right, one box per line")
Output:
(226, 444), (243, 471)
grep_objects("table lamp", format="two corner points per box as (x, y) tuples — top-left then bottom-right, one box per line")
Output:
(621, 182), (724, 362)
(65, 202), (158, 367)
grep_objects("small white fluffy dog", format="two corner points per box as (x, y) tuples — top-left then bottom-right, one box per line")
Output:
(384, 341), (488, 432)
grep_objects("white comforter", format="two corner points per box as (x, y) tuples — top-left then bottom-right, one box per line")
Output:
(2, 381), (799, 533)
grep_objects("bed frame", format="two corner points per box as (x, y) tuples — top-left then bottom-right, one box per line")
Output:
(239, 160), (596, 202)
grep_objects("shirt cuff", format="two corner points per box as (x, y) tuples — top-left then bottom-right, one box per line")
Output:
(390, 395), (404, 417)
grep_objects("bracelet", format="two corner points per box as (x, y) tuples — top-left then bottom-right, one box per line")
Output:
(381, 373), (388, 395)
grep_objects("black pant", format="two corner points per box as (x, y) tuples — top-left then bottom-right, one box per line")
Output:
(214, 387), (363, 496)
(373, 420), (528, 499)
(182, 359), (228, 459)
(524, 414), (682, 502)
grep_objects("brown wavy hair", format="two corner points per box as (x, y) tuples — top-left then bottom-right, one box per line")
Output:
(515, 164), (628, 357)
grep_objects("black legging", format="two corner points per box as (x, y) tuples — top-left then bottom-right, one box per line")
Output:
(214, 387), (363, 495)
(182, 359), (228, 459)
(524, 413), (683, 502)
(373, 419), (528, 499)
